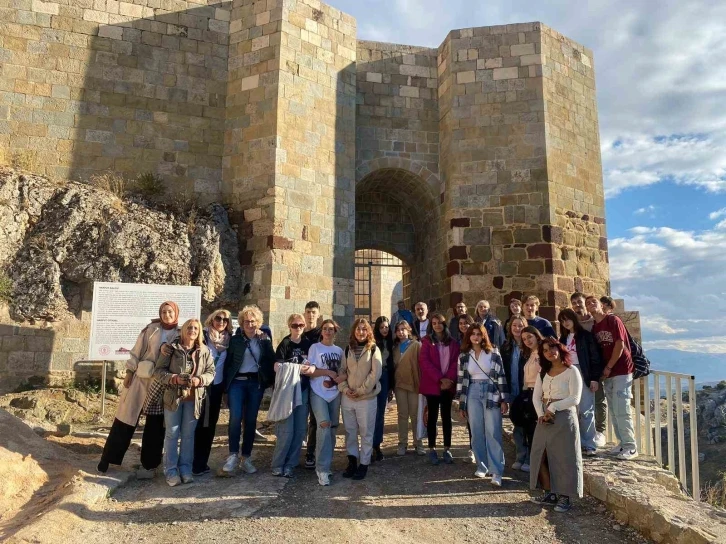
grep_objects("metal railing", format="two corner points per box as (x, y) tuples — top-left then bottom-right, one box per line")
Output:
(607, 370), (700, 501)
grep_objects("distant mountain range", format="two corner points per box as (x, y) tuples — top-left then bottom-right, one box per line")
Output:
(646, 349), (726, 385)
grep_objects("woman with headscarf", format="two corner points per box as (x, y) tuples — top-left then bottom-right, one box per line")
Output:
(192, 309), (233, 476)
(97, 301), (180, 477)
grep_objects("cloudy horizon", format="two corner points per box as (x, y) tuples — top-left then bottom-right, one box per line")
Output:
(329, 0), (726, 355)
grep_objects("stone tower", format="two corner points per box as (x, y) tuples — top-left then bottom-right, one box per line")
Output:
(0, 0), (609, 338)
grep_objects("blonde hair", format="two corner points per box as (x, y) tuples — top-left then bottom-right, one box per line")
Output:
(287, 313), (305, 326)
(524, 295), (540, 306)
(180, 319), (204, 349)
(204, 309), (233, 333)
(239, 304), (264, 324)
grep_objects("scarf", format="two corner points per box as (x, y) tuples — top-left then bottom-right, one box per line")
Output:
(207, 327), (230, 353)
(158, 301), (179, 330)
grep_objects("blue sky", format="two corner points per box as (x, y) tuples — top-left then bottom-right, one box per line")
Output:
(329, 0), (726, 353)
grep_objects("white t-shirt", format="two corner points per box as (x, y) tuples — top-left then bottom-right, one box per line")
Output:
(466, 350), (492, 380)
(308, 342), (344, 402)
(566, 333), (580, 367)
(418, 319), (429, 338)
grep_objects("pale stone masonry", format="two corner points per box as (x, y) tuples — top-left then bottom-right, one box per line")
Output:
(0, 0), (610, 342)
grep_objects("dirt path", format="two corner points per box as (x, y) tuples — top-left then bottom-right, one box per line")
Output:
(11, 404), (651, 544)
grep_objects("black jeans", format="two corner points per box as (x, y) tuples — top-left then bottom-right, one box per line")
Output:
(193, 381), (224, 472)
(425, 390), (454, 449)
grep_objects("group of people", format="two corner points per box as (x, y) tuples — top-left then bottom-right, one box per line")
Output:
(97, 292), (639, 514)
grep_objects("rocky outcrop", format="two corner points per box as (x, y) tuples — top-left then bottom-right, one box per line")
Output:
(0, 167), (241, 321)
(699, 384), (726, 445)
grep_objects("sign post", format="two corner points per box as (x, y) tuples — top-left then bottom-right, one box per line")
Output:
(87, 282), (202, 415)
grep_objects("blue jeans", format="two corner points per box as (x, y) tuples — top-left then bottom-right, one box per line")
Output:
(466, 382), (505, 477)
(164, 401), (198, 478)
(603, 373), (636, 450)
(513, 425), (530, 464)
(373, 370), (389, 448)
(578, 383), (597, 451)
(271, 387), (309, 472)
(309, 391), (341, 473)
(227, 378), (264, 457)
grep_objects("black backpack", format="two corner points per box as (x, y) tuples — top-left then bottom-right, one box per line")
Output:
(625, 328), (651, 379)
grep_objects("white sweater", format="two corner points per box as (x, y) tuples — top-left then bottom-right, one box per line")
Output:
(533, 366), (583, 418)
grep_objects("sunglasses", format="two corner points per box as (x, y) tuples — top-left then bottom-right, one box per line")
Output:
(290, 323), (305, 329)
(213, 316), (229, 323)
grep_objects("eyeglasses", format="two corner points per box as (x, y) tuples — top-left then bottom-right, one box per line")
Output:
(290, 323), (305, 329)
(214, 316), (229, 323)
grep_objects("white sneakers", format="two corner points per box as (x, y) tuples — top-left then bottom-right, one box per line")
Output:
(416, 444), (427, 456)
(468, 450), (476, 464)
(616, 449), (639, 461)
(317, 471), (331, 486)
(594, 432), (607, 447)
(474, 469), (488, 479)
(222, 454), (258, 474)
(166, 474), (181, 487)
(491, 475), (502, 487)
(397, 445), (407, 456)
(222, 454), (239, 474)
(241, 457), (257, 474)
(607, 445), (624, 456)
(512, 461), (523, 470)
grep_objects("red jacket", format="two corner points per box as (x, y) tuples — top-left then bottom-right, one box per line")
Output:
(418, 336), (460, 396)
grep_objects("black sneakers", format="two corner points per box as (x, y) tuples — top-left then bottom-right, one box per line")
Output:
(305, 453), (315, 469)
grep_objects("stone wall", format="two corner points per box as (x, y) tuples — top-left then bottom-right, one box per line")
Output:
(0, 0), (230, 198)
(0, 311), (91, 393)
(355, 191), (415, 263)
(224, 0), (357, 339)
(437, 23), (607, 321)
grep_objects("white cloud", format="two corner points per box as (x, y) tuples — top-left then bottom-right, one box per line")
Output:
(610, 224), (726, 352)
(602, 134), (726, 197)
(709, 208), (726, 220)
(634, 205), (657, 216)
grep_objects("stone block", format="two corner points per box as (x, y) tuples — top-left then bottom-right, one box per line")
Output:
(493, 66), (519, 80)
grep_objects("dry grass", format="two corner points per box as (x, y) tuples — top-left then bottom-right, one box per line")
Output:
(0, 270), (12, 304)
(702, 474), (726, 508)
(132, 172), (166, 200)
(86, 171), (128, 198)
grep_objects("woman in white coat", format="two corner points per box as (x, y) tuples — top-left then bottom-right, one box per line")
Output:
(98, 301), (180, 477)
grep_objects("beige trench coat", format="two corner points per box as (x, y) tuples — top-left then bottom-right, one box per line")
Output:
(115, 322), (178, 426)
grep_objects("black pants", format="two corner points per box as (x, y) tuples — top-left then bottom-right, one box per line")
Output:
(193, 382), (224, 473)
(425, 390), (454, 449)
(100, 414), (164, 470)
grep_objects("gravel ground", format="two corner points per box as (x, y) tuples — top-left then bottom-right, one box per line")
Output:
(15, 403), (651, 544)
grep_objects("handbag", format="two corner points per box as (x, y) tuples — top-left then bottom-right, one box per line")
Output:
(136, 360), (156, 378)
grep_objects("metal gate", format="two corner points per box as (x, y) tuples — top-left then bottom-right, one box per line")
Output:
(354, 249), (408, 322)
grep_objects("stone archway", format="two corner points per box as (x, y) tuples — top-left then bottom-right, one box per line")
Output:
(356, 166), (443, 309)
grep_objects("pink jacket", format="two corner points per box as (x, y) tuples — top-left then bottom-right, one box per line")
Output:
(418, 336), (460, 396)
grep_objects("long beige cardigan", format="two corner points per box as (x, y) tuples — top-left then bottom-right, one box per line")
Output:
(115, 322), (178, 426)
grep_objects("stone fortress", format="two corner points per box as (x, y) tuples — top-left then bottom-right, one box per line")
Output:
(0, 0), (610, 383)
